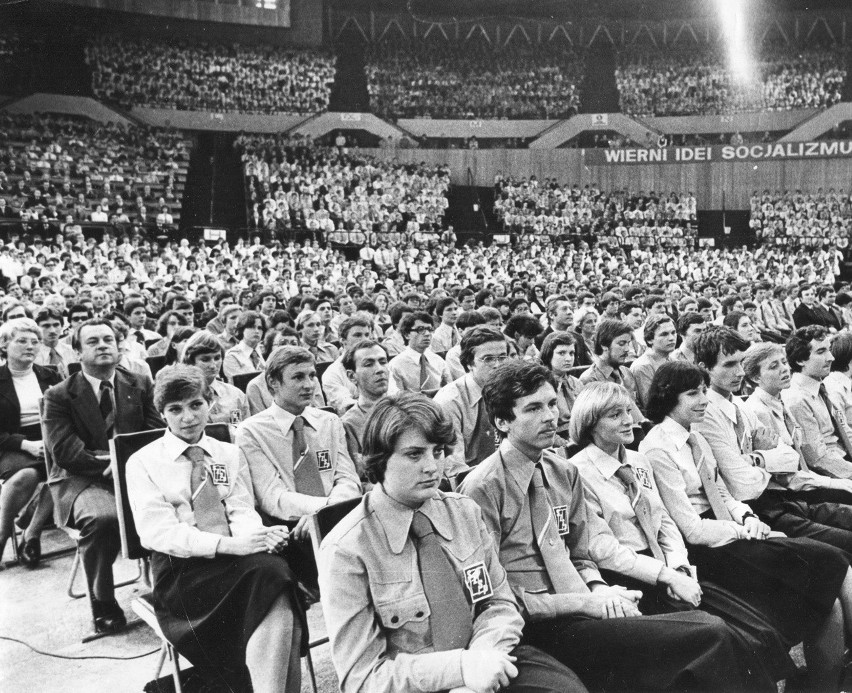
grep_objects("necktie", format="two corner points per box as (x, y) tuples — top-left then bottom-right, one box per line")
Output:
(779, 405), (808, 471)
(609, 368), (623, 386)
(468, 396), (496, 465)
(99, 380), (115, 435)
(292, 415), (325, 497)
(820, 385), (852, 462)
(614, 464), (665, 561)
(557, 379), (574, 431)
(528, 464), (589, 594)
(733, 404), (752, 455)
(686, 433), (734, 522)
(186, 445), (231, 536)
(419, 354), (430, 392)
(48, 347), (67, 378)
(410, 511), (472, 651)
(250, 350), (261, 370)
(134, 330), (145, 346)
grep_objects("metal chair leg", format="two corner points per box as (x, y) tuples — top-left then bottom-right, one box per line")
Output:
(153, 643), (167, 680)
(67, 549), (86, 599)
(168, 644), (183, 693)
(305, 647), (318, 693)
(114, 558), (144, 589)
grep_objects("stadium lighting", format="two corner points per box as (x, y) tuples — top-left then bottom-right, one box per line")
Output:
(716, 0), (753, 83)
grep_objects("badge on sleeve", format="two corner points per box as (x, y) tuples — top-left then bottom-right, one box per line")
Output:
(463, 562), (494, 603)
(553, 505), (569, 535)
(316, 450), (332, 471)
(634, 467), (653, 490)
(229, 409), (243, 424)
(835, 408), (847, 426)
(210, 464), (229, 485)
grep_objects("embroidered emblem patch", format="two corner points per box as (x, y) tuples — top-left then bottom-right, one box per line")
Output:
(463, 561), (493, 603)
(634, 467), (653, 490)
(553, 505), (569, 535)
(835, 408), (847, 426)
(229, 409), (243, 424)
(210, 464), (229, 485)
(494, 430), (501, 447)
(316, 450), (332, 471)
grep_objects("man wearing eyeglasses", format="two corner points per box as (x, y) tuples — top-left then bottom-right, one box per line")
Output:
(436, 326), (508, 477)
(387, 311), (450, 398)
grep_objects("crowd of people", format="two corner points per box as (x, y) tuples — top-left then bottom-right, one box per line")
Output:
(238, 133), (452, 244)
(494, 176), (698, 247)
(4, 217), (852, 690)
(750, 187), (852, 249)
(86, 35), (336, 115)
(616, 44), (848, 116)
(0, 113), (189, 232)
(366, 41), (585, 120)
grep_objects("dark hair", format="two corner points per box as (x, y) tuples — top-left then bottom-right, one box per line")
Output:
(831, 333), (852, 373)
(540, 331), (577, 369)
(645, 361), (709, 424)
(722, 310), (748, 332)
(71, 317), (117, 352)
(265, 346), (314, 390)
(817, 286), (835, 300)
(153, 364), (211, 412)
(503, 314), (543, 339)
(213, 290), (233, 308)
(457, 310), (486, 331)
(34, 305), (64, 325)
(676, 313), (705, 337)
(361, 393), (456, 485)
(475, 289), (493, 307)
(67, 303), (94, 320)
(123, 298), (145, 316)
(388, 301), (413, 328)
(786, 325), (830, 373)
(399, 311), (434, 341)
(235, 310), (265, 341)
(696, 297), (714, 311)
(342, 339), (387, 372)
(643, 314), (675, 346)
(435, 297), (458, 317)
(618, 301), (640, 317)
(482, 360), (556, 432)
(155, 309), (188, 337)
(509, 297), (529, 312)
(339, 315), (373, 342)
(182, 330), (224, 364)
(594, 318), (633, 355)
(643, 295), (664, 311)
(693, 325), (750, 371)
(459, 326), (506, 370)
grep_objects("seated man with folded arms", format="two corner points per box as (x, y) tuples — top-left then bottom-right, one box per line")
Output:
(43, 318), (163, 632)
(319, 392), (586, 693)
(783, 326), (852, 479)
(460, 360), (761, 693)
(694, 326), (852, 554)
(340, 339), (392, 476)
(236, 346), (361, 589)
(127, 365), (303, 693)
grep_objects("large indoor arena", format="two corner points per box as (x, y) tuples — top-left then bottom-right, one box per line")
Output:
(1, 0), (852, 690)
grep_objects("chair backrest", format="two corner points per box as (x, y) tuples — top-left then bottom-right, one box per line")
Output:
(233, 370), (261, 393)
(68, 361), (82, 375)
(315, 360), (332, 382)
(145, 355), (167, 378)
(309, 496), (361, 555)
(111, 422), (235, 561)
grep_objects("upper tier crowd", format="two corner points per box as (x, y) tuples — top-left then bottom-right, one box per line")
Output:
(617, 44), (848, 116)
(238, 133), (451, 243)
(0, 113), (190, 230)
(86, 35), (336, 114)
(365, 41), (584, 120)
(751, 188), (852, 249)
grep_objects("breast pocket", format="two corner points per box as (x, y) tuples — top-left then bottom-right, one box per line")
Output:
(374, 592), (432, 654)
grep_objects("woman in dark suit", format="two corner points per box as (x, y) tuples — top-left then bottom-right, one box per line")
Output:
(0, 318), (62, 566)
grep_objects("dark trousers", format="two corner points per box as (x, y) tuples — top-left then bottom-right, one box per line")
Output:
(69, 483), (120, 602)
(748, 489), (852, 556)
(503, 644), (588, 693)
(525, 610), (754, 693)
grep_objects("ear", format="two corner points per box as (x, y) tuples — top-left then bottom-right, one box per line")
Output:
(493, 415), (510, 436)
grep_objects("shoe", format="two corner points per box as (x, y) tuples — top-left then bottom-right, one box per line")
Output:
(18, 536), (41, 568)
(92, 598), (127, 633)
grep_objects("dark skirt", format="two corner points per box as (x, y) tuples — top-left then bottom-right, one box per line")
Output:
(0, 449), (45, 482)
(151, 550), (306, 692)
(688, 536), (849, 646)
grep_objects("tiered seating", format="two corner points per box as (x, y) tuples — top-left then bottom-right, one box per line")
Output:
(86, 35), (336, 114)
(750, 188), (852, 249)
(237, 133), (451, 244)
(616, 44), (847, 116)
(366, 41), (584, 120)
(494, 176), (698, 248)
(0, 113), (191, 230)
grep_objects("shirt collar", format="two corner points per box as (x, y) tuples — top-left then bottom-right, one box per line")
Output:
(753, 386), (785, 414)
(162, 429), (215, 462)
(371, 483), (453, 555)
(501, 437), (555, 491)
(707, 388), (738, 423)
(270, 402), (322, 433)
(583, 443), (626, 480)
(82, 369), (116, 394)
(593, 358), (615, 378)
(461, 373), (483, 404)
(660, 416), (690, 450)
(791, 372), (821, 396)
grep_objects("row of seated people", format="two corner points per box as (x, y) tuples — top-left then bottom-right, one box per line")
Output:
(616, 43), (848, 116)
(750, 187), (852, 247)
(366, 40), (585, 120)
(13, 299), (852, 691)
(0, 113), (189, 226)
(86, 34), (336, 114)
(239, 133), (451, 237)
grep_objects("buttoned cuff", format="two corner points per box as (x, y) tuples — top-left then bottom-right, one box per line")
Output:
(410, 650), (465, 691)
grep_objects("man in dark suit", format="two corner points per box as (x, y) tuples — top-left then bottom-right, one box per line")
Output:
(43, 318), (162, 632)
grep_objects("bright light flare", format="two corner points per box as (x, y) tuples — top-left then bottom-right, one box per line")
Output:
(716, 0), (754, 84)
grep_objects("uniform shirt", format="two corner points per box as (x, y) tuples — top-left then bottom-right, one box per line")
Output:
(126, 430), (263, 558)
(380, 330), (405, 359)
(430, 323), (460, 354)
(639, 417), (751, 547)
(782, 372), (852, 479)
(340, 401), (373, 470)
(572, 444), (690, 579)
(554, 374), (584, 434)
(223, 341), (265, 382)
(302, 340), (339, 365)
(209, 379), (250, 426)
(697, 390), (798, 501)
(388, 347), (451, 394)
(824, 371), (852, 427)
(33, 341), (77, 378)
(321, 357), (357, 415)
(236, 403), (361, 520)
(245, 373), (325, 416)
(318, 484), (523, 693)
(460, 439), (609, 622)
(579, 358), (644, 423)
(629, 351), (668, 411)
(444, 344), (465, 381)
(434, 373), (495, 475)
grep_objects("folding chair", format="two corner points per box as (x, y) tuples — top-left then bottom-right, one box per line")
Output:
(232, 371), (261, 393)
(145, 355), (167, 379)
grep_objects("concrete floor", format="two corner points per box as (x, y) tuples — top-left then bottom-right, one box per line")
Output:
(0, 529), (339, 692)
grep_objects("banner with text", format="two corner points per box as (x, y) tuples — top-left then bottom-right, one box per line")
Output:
(586, 140), (852, 165)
